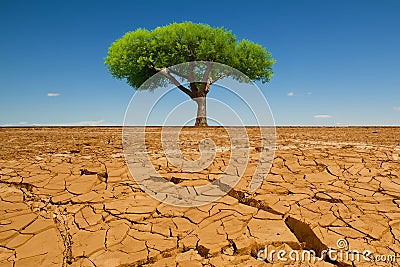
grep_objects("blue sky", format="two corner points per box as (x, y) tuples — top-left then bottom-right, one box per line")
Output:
(0, 0), (399, 126)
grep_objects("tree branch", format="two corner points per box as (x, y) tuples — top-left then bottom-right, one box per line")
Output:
(188, 62), (195, 82)
(154, 66), (189, 80)
(189, 83), (198, 95)
(159, 68), (193, 98)
(188, 62), (198, 94)
(201, 62), (214, 84)
(210, 73), (230, 85)
(199, 62), (214, 93)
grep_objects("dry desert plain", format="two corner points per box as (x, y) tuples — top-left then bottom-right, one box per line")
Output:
(0, 126), (399, 266)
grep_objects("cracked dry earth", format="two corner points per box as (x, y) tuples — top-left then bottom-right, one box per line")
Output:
(0, 127), (399, 267)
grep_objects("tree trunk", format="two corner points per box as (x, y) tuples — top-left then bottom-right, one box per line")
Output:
(194, 96), (208, 126)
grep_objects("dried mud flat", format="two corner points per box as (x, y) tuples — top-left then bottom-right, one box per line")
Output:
(0, 126), (399, 267)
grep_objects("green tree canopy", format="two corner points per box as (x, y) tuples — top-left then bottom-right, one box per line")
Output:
(105, 22), (275, 126)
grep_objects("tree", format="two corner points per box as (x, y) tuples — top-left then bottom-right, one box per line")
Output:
(105, 22), (275, 126)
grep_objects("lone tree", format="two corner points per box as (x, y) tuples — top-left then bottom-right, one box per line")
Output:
(105, 22), (275, 126)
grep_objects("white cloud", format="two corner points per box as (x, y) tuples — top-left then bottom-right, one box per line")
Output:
(314, 114), (332, 119)
(74, 120), (106, 126)
(306, 91), (312, 95)
(47, 93), (60, 97)
(0, 120), (115, 127)
(287, 92), (294, 97)
(51, 120), (108, 126)
(0, 122), (29, 127)
(393, 106), (400, 111)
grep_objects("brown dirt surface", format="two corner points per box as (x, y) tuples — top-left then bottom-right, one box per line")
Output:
(0, 126), (399, 266)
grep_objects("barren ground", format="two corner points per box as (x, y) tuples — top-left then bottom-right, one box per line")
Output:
(0, 127), (399, 266)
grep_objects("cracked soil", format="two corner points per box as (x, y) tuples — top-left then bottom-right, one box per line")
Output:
(0, 127), (399, 266)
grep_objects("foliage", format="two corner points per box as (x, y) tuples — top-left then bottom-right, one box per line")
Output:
(105, 22), (275, 90)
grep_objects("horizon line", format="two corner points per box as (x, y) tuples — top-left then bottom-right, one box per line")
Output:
(1, 125), (400, 128)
